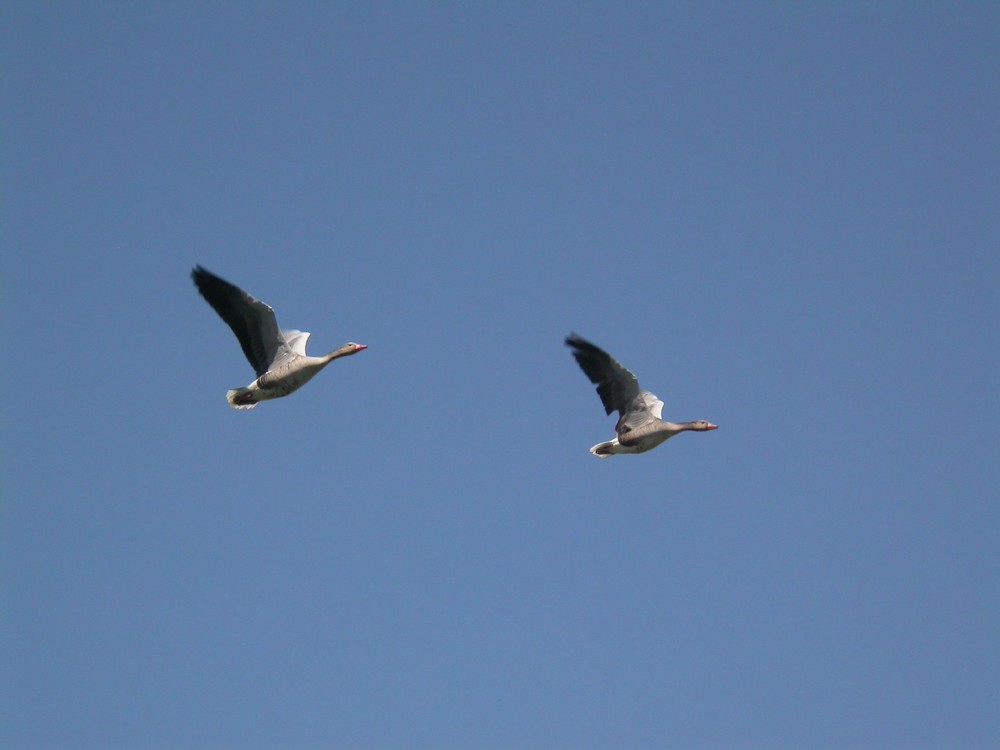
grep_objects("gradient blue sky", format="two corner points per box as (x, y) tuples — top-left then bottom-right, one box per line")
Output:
(3, 3), (998, 748)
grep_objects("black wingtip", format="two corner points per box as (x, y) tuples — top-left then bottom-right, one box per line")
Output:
(191, 264), (210, 286)
(565, 333), (606, 357)
(191, 265), (230, 297)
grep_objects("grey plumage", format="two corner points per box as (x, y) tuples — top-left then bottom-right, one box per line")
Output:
(192, 265), (367, 409)
(565, 334), (717, 457)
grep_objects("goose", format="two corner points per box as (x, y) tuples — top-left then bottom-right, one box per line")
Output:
(566, 334), (716, 457)
(191, 265), (367, 409)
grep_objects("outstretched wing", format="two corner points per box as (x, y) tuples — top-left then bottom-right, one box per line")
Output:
(565, 334), (642, 417)
(191, 266), (286, 376)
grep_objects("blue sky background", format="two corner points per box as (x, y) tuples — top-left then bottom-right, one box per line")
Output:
(2, 3), (997, 748)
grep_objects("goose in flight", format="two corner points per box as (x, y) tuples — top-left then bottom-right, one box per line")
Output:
(566, 334), (716, 457)
(191, 265), (367, 409)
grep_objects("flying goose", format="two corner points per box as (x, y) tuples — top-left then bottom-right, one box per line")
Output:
(191, 265), (367, 409)
(566, 334), (716, 457)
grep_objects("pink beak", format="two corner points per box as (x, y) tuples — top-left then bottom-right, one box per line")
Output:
(356, 344), (368, 351)
(706, 422), (718, 430)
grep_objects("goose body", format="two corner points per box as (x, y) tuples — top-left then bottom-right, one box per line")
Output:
(566, 334), (716, 457)
(191, 265), (366, 409)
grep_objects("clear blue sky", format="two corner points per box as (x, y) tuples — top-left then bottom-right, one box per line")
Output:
(3, 3), (997, 748)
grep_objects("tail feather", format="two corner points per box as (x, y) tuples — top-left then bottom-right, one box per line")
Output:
(226, 388), (258, 410)
(589, 441), (616, 458)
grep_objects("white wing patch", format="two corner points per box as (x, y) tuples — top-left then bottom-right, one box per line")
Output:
(282, 330), (312, 356)
(641, 391), (665, 420)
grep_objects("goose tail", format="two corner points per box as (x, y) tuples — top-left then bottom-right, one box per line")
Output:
(226, 388), (258, 410)
(589, 441), (616, 458)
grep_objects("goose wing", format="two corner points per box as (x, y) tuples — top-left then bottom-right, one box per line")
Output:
(282, 330), (311, 357)
(191, 266), (288, 376)
(616, 391), (665, 434)
(565, 334), (642, 417)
